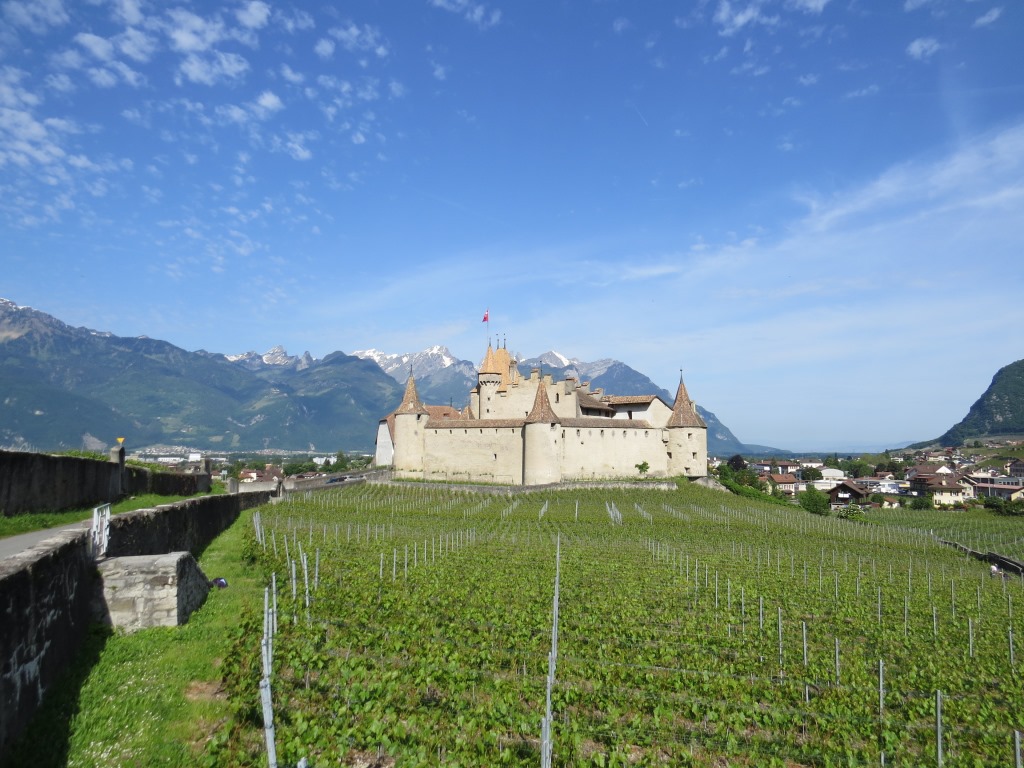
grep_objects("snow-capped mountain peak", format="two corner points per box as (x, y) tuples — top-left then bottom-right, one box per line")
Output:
(353, 346), (472, 381)
(225, 346), (315, 370)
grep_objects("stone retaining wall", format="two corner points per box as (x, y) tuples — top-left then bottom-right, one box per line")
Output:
(0, 490), (271, 755)
(0, 528), (95, 752)
(0, 450), (210, 517)
(95, 552), (211, 632)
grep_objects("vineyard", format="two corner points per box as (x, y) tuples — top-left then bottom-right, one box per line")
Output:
(222, 482), (1024, 767)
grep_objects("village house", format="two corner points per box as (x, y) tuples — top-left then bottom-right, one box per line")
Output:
(829, 480), (869, 509)
(767, 473), (799, 496)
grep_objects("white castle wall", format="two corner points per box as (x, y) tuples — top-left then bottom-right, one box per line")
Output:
(560, 425), (668, 480)
(421, 425), (523, 485)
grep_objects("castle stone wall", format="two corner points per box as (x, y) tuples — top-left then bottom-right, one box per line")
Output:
(560, 425), (668, 480)
(420, 425), (523, 485)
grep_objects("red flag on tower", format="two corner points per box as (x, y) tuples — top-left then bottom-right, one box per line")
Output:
(482, 309), (489, 322)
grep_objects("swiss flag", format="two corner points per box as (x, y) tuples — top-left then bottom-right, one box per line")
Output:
(482, 309), (489, 322)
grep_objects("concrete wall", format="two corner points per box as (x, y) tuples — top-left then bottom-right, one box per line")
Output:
(0, 490), (271, 755)
(0, 450), (211, 517)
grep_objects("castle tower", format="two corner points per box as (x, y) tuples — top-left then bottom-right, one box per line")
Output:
(665, 371), (708, 478)
(476, 342), (503, 418)
(392, 372), (429, 476)
(523, 381), (561, 485)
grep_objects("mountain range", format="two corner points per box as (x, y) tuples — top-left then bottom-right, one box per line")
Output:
(1, 297), (770, 455)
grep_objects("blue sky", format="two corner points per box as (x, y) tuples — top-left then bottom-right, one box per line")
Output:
(2, 0), (1022, 451)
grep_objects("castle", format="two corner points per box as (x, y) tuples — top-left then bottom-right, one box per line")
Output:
(374, 343), (708, 485)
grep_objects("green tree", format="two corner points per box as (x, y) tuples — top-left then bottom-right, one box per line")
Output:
(910, 495), (933, 510)
(798, 486), (830, 515)
(801, 466), (823, 482)
(635, 461), (650, 476)
(727, 454), (747, 472)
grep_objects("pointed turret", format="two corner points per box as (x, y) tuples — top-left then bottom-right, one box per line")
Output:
(665, 369), (708, 479)
(397, 373), (428, 415)
(525, 380), (558, 423)
(480, 342), (498, 374)
(667, 372), (706, 428)
(523, 380), (561, 484)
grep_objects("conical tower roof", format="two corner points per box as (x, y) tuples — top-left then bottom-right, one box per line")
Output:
(397, 372), (429, 415)
(480, 342), (499, 374)
(525, 381), (558, 424)
(667, 371), (706, 428)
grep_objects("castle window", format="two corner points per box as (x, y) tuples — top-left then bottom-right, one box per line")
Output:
(555, 393), (560, 403)
(551, 423), (556, 430)
(576, 429), (580, 437)
(692, 452), (697, 459)
(623, 430), (627, 437)
(644, 431), (648, 437)
(688, 432), (692, 439)
(628, 410), (633, 420)
(493, 453), (497, 461)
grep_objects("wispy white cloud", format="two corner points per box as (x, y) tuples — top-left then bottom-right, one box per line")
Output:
(973, 7), (1002, 27)
(280, 64), (304, 84)
(329, 21), (389, 58)
(44, 73), (74, 92)
(786, 0), (829, 13)
(236, 1), (270, 29)
(110, 0), (143, 26)
(844, 83), (879, 98)
(612, 17), (631, 34)
(272, 7), (314, 34)
(906, 37), (940, 61)
(252, 89), (283, 118)
(431, 61), (449, 81)
(713, 1), (779, 37)
(164, 8), (225, 54)
(903, 0), (931, 10)
(429, 0), (501, 29)
(798, 73), (818, 86)
(117, 28), (158, 63)
(176, 51), (250, 86)
(75, 32), (115, 62)
(314, 38), (335, 60)
(2, 0), (68, 33)
(275, 130), (316, 160)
